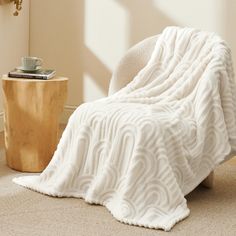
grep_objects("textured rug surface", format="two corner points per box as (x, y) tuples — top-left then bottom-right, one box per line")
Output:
(1, 152), (236, 236)
(13, 27), (236, 231)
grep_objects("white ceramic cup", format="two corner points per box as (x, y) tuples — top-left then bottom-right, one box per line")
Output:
(21, 56), (43, 70)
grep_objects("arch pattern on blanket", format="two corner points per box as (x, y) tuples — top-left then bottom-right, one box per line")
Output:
(13, 27), (236, 231)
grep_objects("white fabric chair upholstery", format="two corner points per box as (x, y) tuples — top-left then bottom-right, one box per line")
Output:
(109, 35), (158, 96)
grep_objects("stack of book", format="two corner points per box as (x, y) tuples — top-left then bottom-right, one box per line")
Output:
(8, 68), (56, 80)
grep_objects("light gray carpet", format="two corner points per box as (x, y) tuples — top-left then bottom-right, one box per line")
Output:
(0, 149), (235, 236)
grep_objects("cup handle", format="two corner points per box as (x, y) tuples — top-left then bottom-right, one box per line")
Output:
(36, 58), (43, 66)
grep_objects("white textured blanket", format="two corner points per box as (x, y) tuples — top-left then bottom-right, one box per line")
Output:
(14, 27), (236, 231)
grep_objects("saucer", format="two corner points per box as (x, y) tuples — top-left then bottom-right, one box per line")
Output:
(16, 66), (41, 72)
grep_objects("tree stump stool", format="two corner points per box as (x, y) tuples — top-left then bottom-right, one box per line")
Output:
(2, 76), (68, 172)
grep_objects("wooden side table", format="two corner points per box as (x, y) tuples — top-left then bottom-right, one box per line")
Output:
(2, 76), (68, 172)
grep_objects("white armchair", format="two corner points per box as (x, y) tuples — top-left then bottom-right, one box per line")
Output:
(109, 35), (235, 189)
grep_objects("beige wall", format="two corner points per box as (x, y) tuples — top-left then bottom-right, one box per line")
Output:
(29, 0), (236, 120)
(0, 0), (29, 130)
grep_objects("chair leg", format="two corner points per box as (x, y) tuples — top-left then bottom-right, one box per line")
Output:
(201, 171), (214, 188)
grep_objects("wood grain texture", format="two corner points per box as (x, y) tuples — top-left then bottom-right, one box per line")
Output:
(2, 76), (68, 172)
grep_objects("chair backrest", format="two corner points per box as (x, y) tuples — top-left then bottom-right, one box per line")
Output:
(108, 35), (159, 95)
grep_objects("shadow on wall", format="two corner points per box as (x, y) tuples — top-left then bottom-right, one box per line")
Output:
(83, 46), (111, 94)
(29, 0), (85, 105)
(225, 0), (236, 70)
(83, 0), (177, 99)
(30, 0), (177, 104)
(117, 0), (177, 46)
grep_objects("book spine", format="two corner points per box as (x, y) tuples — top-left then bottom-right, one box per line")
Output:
(8, 73), (47, 80)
